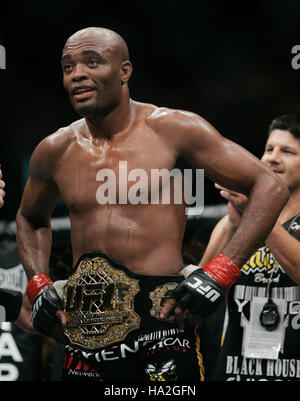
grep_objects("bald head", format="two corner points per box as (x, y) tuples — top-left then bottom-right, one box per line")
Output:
(63, 27), (129, 62)
(62, 27), (133, 118)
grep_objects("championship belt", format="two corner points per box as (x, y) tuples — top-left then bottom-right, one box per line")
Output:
(63, 255), (141, 350)
(149, 282), (179, 323)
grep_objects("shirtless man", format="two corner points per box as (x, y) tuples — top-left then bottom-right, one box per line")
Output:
(16, 27), (288, 381)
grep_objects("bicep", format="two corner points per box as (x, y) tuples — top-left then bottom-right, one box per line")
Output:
(181, 119), (269, 195)
(19, 175), (60, 226)
(19, 136), (62, 225)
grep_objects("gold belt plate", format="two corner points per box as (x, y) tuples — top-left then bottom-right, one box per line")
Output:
(149, 282), (179, 322)
(63, 256), (141, 350)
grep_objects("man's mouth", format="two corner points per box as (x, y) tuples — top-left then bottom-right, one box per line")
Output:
(72, 86), (96, 101)
(272, 168), (284, 174)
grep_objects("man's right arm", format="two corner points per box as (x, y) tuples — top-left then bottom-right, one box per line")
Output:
(16, 138), (60, 279)
(16, 136), (67, 339)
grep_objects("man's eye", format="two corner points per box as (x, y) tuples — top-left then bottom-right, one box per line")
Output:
(63, 64), (73, 72)
(88, 59), (98, 66)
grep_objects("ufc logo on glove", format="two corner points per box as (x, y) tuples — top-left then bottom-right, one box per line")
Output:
(187, 277), (221, 302)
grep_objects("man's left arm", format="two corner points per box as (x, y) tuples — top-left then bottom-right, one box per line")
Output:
(160, 112), (289, 318)
(181, 115), (289, 265)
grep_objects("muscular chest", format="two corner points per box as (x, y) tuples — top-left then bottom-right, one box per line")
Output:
(54, 130), (178, 211)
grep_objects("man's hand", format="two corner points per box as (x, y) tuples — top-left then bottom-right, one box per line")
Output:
(215, 183), (248, 229)
(160, 253), (240, 319)
(160, 268), (225, 319)
(26, 275), (68, 341)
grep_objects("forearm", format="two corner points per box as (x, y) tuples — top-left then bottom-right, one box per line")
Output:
(266, 222), (300, 285)
(223, 176), (289, 267)
(16, 209), (67, 336)
(199, 215), (237, 266)
(16, 209), (52, 280)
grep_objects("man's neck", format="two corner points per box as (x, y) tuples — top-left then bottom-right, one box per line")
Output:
(85, 97), (134, 140)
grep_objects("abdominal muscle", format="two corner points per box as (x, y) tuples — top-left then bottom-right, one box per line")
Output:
(69, 202), (186, 276)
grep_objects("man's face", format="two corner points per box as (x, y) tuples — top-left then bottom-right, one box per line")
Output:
(261, 129), (300, 191)
(61, 35), (124, 117)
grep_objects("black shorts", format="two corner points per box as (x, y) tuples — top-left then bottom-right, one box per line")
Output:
(62, 252), (205, 382)
(63, 325), (204, 381)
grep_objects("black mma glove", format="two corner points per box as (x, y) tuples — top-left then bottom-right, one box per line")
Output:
(174, 253), (241, 316)
(173, 268), (225, 316)
(26, 274), (66, 336)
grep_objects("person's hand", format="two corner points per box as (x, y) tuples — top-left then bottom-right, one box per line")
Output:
(215, 183), (248, 229)
(160, 253), (240, 320)
(15, 291), (67, 343)
(173, 309), (204, 330)
(26, 275), (68, 343)
(50, 311), (68, 344)
(160, 268), (225, 320)
(0, 168), (5, 208)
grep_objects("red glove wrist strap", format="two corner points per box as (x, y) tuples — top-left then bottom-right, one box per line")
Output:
(202, 253), (240, 289)
(26, 273), (53, 304)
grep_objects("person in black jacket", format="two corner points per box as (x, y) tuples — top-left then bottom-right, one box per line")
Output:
(0, 168), (35, 331)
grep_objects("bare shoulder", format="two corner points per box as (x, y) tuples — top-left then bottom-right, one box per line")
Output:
(34, 118), (85, 154)
(138, 102), (221, 152)
(140, 101), (217, 140)
(145, 104), (212, 132)
(30, 118), (85, 178)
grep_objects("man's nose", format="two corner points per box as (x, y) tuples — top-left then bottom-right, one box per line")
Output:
(268, 148), (281, 164)
(71, 64), (89, 82)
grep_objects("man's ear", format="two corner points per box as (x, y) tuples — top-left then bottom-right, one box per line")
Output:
(120, 60), (133, 84)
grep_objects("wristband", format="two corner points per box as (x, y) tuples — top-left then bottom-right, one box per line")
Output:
(202, 253), (240, 290)
(26, 273), (54, 304)
(181, 264), (199, 278)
